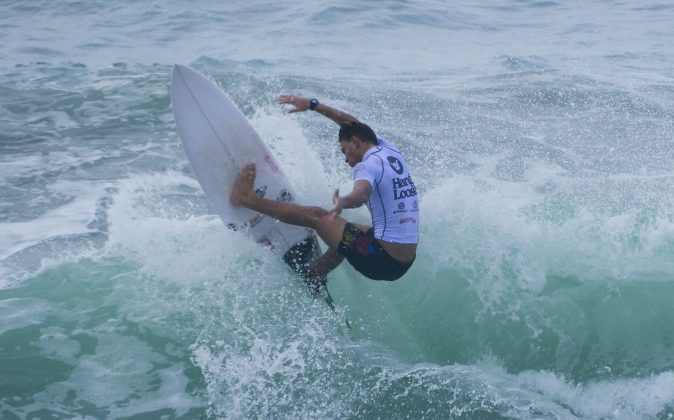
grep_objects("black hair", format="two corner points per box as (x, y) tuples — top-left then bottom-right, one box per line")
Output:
(338, 121), (378, 144)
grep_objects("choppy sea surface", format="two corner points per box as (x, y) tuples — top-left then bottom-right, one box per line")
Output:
(2, 1), (674, 418)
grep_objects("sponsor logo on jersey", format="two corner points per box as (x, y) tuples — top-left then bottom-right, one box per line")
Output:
(392, 175), (417, 200)
(394, 201), (407, 214)
(387, 156), (404, 175)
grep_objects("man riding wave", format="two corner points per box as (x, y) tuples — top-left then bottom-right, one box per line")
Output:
(230, 96), (419, 284)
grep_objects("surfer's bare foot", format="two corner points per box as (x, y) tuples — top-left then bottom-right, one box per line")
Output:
(230, 163), (257, 207)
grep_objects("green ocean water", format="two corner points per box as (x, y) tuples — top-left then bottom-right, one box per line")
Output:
(2, 0), (674, 418)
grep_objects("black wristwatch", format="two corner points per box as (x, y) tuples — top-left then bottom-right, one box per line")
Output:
(309, 98), (319, 111)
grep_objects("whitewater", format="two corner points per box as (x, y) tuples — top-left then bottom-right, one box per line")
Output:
(1, 0), (674, 418)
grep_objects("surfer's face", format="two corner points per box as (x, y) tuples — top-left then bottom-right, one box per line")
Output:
(339, 138), (361, 167)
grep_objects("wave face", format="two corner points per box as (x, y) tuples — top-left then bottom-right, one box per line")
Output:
(1, 0), (674, 418)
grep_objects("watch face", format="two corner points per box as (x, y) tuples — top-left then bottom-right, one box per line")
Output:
(310, 99), (318, 110)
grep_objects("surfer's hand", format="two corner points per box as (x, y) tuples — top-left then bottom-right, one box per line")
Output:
(276, 95), (310, 113)
(330, 188), (345, 217)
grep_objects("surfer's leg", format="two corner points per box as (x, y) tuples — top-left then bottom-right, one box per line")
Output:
(308, 247), (345, 278)
(231, 164), (348, 248)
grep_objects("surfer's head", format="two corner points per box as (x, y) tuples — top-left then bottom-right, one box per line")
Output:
(338, 121), (378, 167)
(338, 121), (378, 145)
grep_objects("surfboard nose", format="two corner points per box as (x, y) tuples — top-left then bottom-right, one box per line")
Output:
(170, 65), (184, 108)
(172, 64), (187, 82)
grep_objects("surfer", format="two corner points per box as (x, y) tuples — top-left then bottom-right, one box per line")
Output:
(230, 96), (419, 282)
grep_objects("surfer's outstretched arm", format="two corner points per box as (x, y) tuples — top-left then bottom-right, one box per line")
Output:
(277, 95), (358, 125)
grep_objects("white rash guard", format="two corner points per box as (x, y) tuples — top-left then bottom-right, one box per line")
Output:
(353, 136), (419, 244)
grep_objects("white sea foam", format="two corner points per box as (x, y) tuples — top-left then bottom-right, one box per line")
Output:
(31, 330), (201, 417)
(517, 369), (674, 419)
(0, 297), (50, 335)
(0, 179), (110, 287)
(250, 103), (337, 204)
(0, 194), (95, 259)
(422, 170), (674, 296)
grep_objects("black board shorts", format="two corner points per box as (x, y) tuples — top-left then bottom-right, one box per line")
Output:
(336, 223), (415, 281)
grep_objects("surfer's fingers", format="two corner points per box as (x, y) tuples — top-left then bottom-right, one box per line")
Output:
(277, 95), (301, 105)
(277, 95), (310, 110)
(328, 208), (342, 220)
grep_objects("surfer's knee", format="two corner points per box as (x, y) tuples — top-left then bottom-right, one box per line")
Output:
(294, 206), (330, 229)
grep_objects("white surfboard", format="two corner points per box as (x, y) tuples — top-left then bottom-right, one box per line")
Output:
(170, 64), (313, 256)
